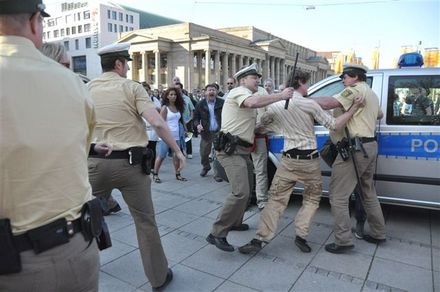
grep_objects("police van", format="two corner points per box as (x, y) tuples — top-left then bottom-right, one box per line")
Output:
(267, 54), (440, 210)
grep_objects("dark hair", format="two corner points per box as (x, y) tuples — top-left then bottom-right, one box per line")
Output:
(287, 70), (311, 89)
(161, 87), (185, 114)
(101, 56), (126, 72)
(175, 82), (183, 89)
(205, 83), (217, 90)
(141, 82), (151, 90)
(345, 70), (367, 82)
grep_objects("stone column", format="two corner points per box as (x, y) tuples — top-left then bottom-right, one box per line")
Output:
(197, 51), (203, 88)
(187, 49), (193, 91)
(270, 56), (275, 80)
(154, 50), (161, 89)
(142, 51), (148, 83)
(238, 55), (243, 70)
(128, 53), (134, 80)
(231, 53), (236, 76)
(214, 50), (220, 84)
(205, 49), (211, 85)
(221, 52), (228, 89)
(281, 59), (286, 86)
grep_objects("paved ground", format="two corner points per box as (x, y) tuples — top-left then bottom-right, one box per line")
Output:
(99, 137), (439, 292)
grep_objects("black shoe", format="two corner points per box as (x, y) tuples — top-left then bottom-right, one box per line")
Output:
(295, 236), (312, 253)
(354, 222), (365, 239)
(213, 176), (223, 182)
(103, 203), (122, 216)
(325, 243), (354, 254)
(206, 234), (234, 252)
(200, 168), (210, 177)
(238, 239), (263, 254)
(230, 224), (249, 231)
(363, 234), (386, 244)
(152, 268), (173, 292)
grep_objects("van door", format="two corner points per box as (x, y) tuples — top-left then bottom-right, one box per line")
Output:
(375, 70), (440, 209)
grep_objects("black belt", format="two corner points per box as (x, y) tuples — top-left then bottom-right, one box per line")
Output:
(238, 139), (253, 148)
(283, 149), (319, 160)
(13, 218), (82, 252)
(351, 137), (376, 144)
(89, 147), (145, 159)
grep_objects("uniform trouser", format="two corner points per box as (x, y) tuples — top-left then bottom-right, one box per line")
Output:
(0, 233), (99, 292)
(211, 151), (254, 237)
(256, 156), (322, 241)
(329, 141), (386, 246)
(88, 158), (168, 287)
(251, 137), (269, 208)
(200, 132), (215, 171)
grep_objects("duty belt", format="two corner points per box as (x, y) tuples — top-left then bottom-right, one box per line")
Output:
(89, 147), (144, 159)
(350, 137), (376, 144)
(13, 218), (82, 252)
(283, 149), (319, 160)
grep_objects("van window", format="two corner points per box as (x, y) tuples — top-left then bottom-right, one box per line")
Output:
(309, 77), (373, 97)
(386, 75), (440, 125)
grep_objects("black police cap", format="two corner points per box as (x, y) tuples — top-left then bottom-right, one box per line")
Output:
(0, 0), (50, 17)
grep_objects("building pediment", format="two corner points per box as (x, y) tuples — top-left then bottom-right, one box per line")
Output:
(118, 32), (172, 44)
(253, 38), (286, 50)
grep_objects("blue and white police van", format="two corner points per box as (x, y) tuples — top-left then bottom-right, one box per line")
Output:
(267, 54), (440, 210)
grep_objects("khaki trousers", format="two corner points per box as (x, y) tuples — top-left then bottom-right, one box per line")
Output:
(88, 158), (168, 287)
(211, 150), (254, 237)
(256, 156), (322, 241)
(329, 141), (386, 246)
(200, 132), (215, 171)
(0, 233), (99, 292)
(251, 137), (269, 208)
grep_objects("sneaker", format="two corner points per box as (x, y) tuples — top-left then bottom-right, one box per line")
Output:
(238, 239), (263, 254)
(325, 243), (354, 254)
(354, 222), (365, 239)
(294, 236), (312, 253)
(363, 234), (386, 244)
(152, 268), (173, 292)
(206, 234), (234, 252)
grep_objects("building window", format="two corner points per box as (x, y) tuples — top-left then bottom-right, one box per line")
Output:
(53, 29), (59, 38)
(125, 26), (128, 31)
(119, 25), (123, 32)
(64, 41), (69, 51)
(65, 14), (72, 23)
(78, 25), (82, 33)
(85, 37), (91, 49)
(130, 27), (134, 31)
(119, 12), (123, 21)
(47, 31), (51, 38)
(76, 12), (81, 21)
(129, 15), (133, 23)
(126, 14), (128, 22)
(71, 26), (76, 34)
(47, 19), (55, 27)
(72, 55), (87, 76)
(66, 27), (70, 35)
(60, 28), (65, 37)
(43, 32), (46, 39)
(114, 24), (117, 32)
(83, 10), (90, 19)
(112, 11), (116, 20)
(108, 23), (112, 32)
(107, 10), (111, 19)
(75, 39), (79, 50)
(84, 23), (91, 32)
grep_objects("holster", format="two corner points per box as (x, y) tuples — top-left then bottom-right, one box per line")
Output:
(0, 218), (21, 275)
(335, 138), (350, 161)
(81, 198), (112, 251)
(213, 132), (225, 151)
(223, 133), (238, 155)
(141, 148), (153, 175)
(129, 147), (152, 175)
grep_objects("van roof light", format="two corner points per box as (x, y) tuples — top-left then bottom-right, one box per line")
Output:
(398, 52), (424, 68)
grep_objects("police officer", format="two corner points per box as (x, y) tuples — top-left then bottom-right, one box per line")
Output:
(0, 1), (100, 290)
(206, 64), (294, 252)
(87, 42), (185, 290)
(313, 63), (386, 253)
(238, 71), (362, 254)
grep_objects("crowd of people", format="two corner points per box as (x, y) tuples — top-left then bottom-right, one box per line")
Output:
(1, 1), (388, 290)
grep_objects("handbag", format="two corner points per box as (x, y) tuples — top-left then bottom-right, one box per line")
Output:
(320, 139), (338, 167)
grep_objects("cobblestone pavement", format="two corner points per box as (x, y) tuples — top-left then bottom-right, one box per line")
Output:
(99, 137), (440, 292)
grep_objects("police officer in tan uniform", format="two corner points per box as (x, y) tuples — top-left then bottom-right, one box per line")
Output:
(206, 64), (294, 252)
(313, 63), (386, 254)
(0, 1), (100, 290)
(87, 43), (185, 290)
(239, 71), (362, 254)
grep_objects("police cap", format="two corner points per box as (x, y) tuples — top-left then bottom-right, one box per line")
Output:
(339, 63), (369, 79)
(234, 63), (262, 81)
(97, 42), (133, 61)
(0, 0), (50, 17)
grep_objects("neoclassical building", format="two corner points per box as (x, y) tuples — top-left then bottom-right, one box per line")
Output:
(118, 22), (331, 91)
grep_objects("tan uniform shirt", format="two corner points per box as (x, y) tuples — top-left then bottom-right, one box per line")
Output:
(87, 72), (155, 150)
(333, 82), (379, 138)
(262, 91), (336, 150)
(220, 85), (257, 144)
(0, 36), (95, 234)
(256, 87), (269, 125)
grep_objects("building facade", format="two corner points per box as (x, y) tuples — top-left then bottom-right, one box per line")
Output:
(119, 23), (332, 91)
